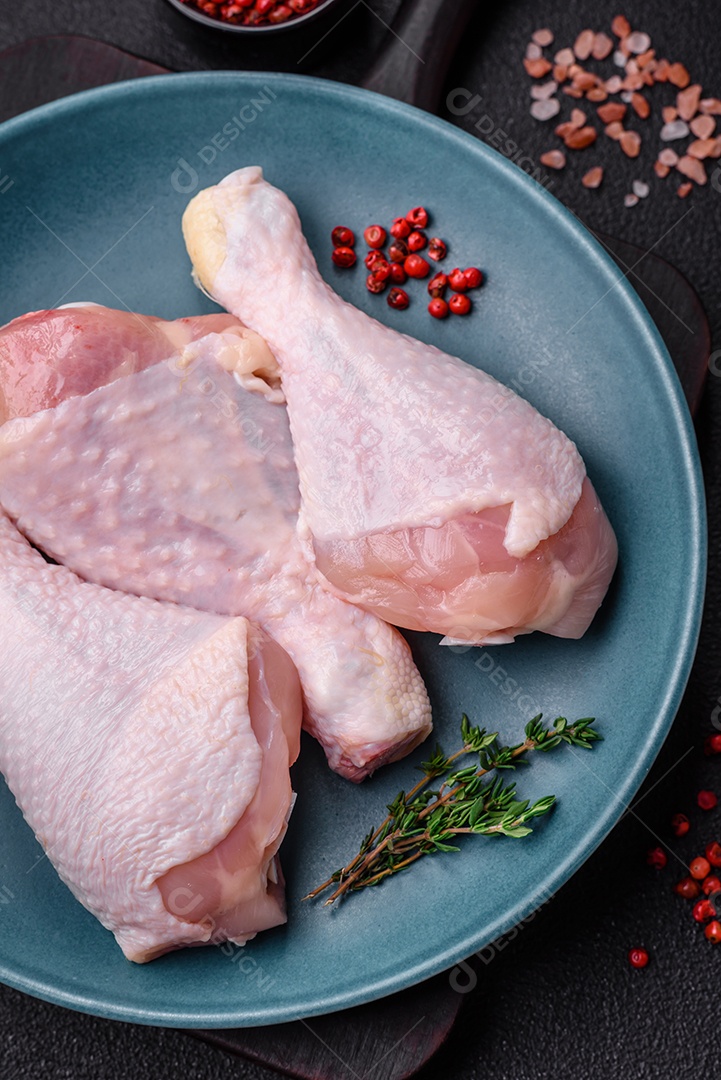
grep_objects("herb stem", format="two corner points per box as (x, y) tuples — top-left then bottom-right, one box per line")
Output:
(304, 714), (600, 906)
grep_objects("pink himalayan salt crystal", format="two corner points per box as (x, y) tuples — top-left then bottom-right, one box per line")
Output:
(530, 98), (561, 121)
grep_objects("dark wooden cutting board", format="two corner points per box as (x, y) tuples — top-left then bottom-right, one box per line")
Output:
(0, 10), (709, 1080)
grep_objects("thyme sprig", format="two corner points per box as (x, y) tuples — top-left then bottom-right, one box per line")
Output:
(304, 714), (600, 905)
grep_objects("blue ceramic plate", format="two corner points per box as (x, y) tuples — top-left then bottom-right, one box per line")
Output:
(0, 73), (705, 1027)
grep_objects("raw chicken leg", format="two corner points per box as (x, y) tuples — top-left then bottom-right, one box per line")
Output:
(183, 168), (618, 645)
(0, 306), (431, 780)
(0, 510), (302, 962)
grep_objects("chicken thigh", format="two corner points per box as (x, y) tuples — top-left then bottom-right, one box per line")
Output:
(0, 510), (302, 962)
(0, 306), (431, 780)
(183, 168), (617, 646)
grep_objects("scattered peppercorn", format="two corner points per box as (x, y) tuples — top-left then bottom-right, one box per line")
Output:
(364, 225), (387, 250)
(366, 274), (387, 295)
(690, 856), (712, 880)
(388, 239), (409, 264)
(428, 272), (449, 298)
(371, 259), (392, 283)
(449, 293), (472, 315)
(628, 947), (649, 968)
(646, 847), (667, 870)
(365, 250), (387, 272)
(428, 298), (450, 319)
(390, 217), (412, 239)
(331, 226), (355, 248)
(332, 246), (356, 268)
(706, 841), (721, 867)
(705, 920), (721, 943)
(387, 287), (410, 310)
(404, 254), (431, 279)
(674, 876), (701, 900)
(330, 208), (483, 318)
(697, 790), (718, 811)
(463, 267), (484, 289)
(448, 268), (469, 292)
(407, 230), (428, 252)
(704, 734), (721, 755)
(693, 898), (716, 921)
(405, 206), (429, 228)
(671, 813), (690, 837)
(427, 238), (448, 261)
(702, 875), (721, 896)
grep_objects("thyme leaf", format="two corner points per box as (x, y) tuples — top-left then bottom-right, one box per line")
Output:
(303, 714), (600, 905)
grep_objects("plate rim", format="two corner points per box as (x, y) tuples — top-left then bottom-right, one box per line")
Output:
(0, 69), (707, 1027)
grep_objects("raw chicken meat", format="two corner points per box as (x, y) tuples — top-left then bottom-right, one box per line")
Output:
(0, 510), (302, 962)
(183, 168), (618, 646)
(0, 306), (431, 780)
(0, 305), (281, 423)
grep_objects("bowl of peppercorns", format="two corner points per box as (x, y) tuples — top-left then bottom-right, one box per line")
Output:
(164, 0), (349, 35)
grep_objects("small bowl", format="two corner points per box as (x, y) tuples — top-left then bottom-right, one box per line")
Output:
(164, 0), (348, 37)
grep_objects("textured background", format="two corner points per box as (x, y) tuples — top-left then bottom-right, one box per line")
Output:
(0, 0), (720, 1077)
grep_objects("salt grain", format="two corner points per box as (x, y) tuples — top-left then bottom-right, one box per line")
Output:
(530, 98), (561, 121)
(574, 29), (595, 61)
(677, 155), (707, 184)
(554, 47), (575, 66)
(660, 120), (690, 141)
(677, 182), (692, 198)
(658, 148), (679, 166)
(631, 93), (651, 119)
(626, 31), (651, 54)
(624, 193), (639, 207)
(668, 63), (690, 89)
(613, 50), (627, 67)
(524, 57), (553, 78)
(688, 138), (717, 160)
(700, 98), (721, 115)
(620, 130), (642, 157)
(593, 33), (614, 60)
(539, 149), (566, 169)
(531, 80), (558, 100)
(597, 102), (626, 123)
(677, 84), (702, 121)
(633, 180), (650, 197)
(605, 76), (624, 94)
(654, 59), (670, 82)
(565, 126), (598, 149)
(582, 166), (604, 188)
(604, 121), (625, 140)
(526, 42), (543, 60)
(690, 114), (716, 139)
(532, 28), (554, 47)
(654, 161), (670, 178)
